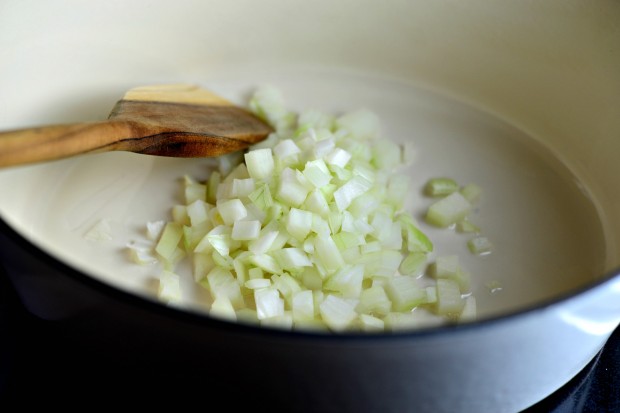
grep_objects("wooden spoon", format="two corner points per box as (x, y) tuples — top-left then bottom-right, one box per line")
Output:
(0, 84), (273, 167)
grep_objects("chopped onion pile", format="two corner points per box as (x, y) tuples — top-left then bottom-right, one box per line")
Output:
(423, 178), (493, 256)
(129, 86), (480, 332)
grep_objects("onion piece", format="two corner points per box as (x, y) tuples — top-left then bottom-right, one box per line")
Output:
(425, 192), (472, 228)
(424, 177), (459, 197)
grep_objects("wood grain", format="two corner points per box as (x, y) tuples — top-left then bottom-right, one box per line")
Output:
(0, 85), (272, 167)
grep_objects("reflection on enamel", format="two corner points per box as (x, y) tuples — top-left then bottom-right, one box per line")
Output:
(558, 279), (620, 336)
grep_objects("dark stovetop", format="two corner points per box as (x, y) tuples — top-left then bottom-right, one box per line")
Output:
(0, 265), (618, 411)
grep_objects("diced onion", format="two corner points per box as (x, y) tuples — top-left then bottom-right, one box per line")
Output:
(131, 86), (490, 333)
(425, 192), (472, 228)
(245, 148), (275, 181)
(255, 287), (285, 320)
(468, 236), (493, 255)
(424, 177), (459, 197)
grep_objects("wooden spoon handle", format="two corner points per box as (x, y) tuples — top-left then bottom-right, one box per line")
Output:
(0, 120), (134, 167)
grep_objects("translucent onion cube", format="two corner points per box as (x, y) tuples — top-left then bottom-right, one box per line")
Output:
(254, 287), (285, 320)
(351, 160), (375, 183)
(311, 214), (331, 237)
(340, 211), (357, 233)
(286, 207), (313, 240)
(245, 278), (272, 290)
(273, 139), (301, 161)
(380, 221), (403, 250)
(358, 250), (402, 277)
(370, 210), (392, 240)
(207, 171), (221, 204)
(359, 314), (385, 332)
(435, 279), (465, 315)
(348, 192), (381, 218)
(205, 267), (244, 309)
(325, 148), (352, 168)
(332, 231), (365, 251)
(186, 200), (210, 226)
(457, 271), (473, 293)
(304, 189), (330, 217)
(204, 229), (231, 256)
(193, 252), (215, 282)
(425, 192), (472, 227)
(433, 255), (460, 278)
(333, 176), (372, 211)
(459, 296), (477, 322)
(155, 222), (183, 260)
(355, 285), (392, 317)
(248, 267), (264, 280)
(424, 177), (459, 197)
(384, 276), (427, 312)
(248, 230), (279, 254)
(360, 241), (381, 254)
(272, 273), (302, 303)
(249, 254), (282, 275)
(399, 252), (427, 276)
(313, 137), (335, 159)
(456, 218), (480, 233)
(210, 296), (237, 321)
(319, 295), (358, 331)
(354, 218), (374, 235)
(314, 235), (345, 273)
(217, 199), (247, 225)
(292, 290), (315, 322)
(432, 255), (470, 292)
(324, 264), (364, 298)
(296, 132), (316, 152)
(385, 174), (409, 208)
(244, 148), (275, 180)
(184, 182), (207, 204)
(425, 286), (437, 304)
(398, 214), (433, 253)
(468, 236), (493, 255)
(231, 220), (261, 241)
(222, 163), (249, 184)
(244, 203), (266, 224)
(261, 313), (294, 330)
(231, 178), (256, 198)
(158, 270), (182, 304)
(278, 168), (311, 207)
(248, 184), (274, 211)
(273, 248), (312, 270)
(303, 159), (332, 188)
(301, 267), (324, 290)
(172, 205), (189, 225)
